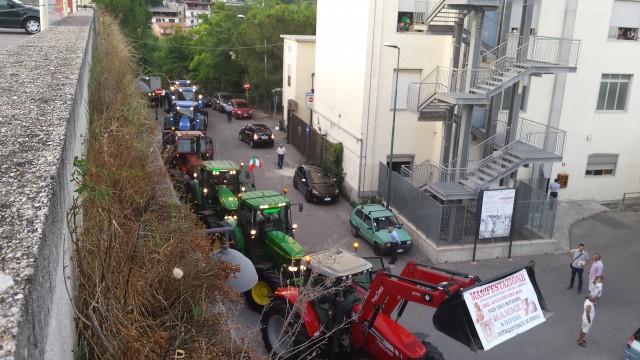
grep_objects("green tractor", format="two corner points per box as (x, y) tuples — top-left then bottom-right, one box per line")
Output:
(224, 190), (305, 311)
(185, 160), (256, 220)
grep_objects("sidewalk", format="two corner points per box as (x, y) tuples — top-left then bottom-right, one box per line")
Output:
(551, 200), (609, 253)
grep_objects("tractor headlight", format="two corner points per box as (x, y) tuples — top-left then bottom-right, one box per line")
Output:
(241, 186), (246, 192)
(287, 266), (298, 272)
(203, 188), (208, 194)
(250, 229), (256, 238)
(300, 265), (306, 271)
(193, 172), (198, 178)
(292, 224), (298, 232)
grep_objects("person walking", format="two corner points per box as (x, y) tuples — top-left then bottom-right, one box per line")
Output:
(549, 178), (560, 208)
(225, 103), (233, 123)
(387, 226), (400, 264)
(578, 297), (597, 347)
(588, 254), (603, 298)
(567, 243), (590, 294)
(276, 144), (286, 169)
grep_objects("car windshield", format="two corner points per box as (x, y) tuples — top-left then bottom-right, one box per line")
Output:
(177, 138), (206, 153)
(374, 216), (399, 230)
(309, 169), (333, 184)
(234, 101), (249, 108)
(254, 207), (286, 231)
(176, 90), (197, 101)
(255, 128), (271, 135)
(207, 171), (239, 191)
(176, 107), (195, 119)
(220, 94), (233, 102)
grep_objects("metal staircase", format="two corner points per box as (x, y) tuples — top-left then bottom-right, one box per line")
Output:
(401, 116), (566, 200)
(408, 36), (581, 115)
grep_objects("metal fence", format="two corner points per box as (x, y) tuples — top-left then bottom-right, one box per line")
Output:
(379, 163), (557, 245)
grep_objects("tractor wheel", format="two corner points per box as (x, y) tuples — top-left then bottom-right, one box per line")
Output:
(373, 243), (382, 256)
(350, 225), (359, 238)
(422, 340), (445, 360)
(261, 298), (325, 360)
(245, 269), (282, 312)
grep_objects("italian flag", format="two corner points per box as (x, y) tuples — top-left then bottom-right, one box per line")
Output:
(248, 156), (262, 172)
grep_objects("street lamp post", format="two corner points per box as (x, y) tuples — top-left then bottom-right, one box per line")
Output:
(384, 42), (400, 209)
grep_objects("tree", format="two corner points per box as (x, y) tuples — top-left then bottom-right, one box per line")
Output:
(233, 2), (316, 108)
(189, 4), (249, 93)
(154, 29), (195, 80)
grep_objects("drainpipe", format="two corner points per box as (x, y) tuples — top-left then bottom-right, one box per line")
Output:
(544, 0), (578, 182)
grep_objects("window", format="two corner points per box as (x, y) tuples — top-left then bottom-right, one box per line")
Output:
(585, 154), (618, 176)
(596, 74), (631, 111)
(287, 64), (291, 87)
(391, 69), (421, 110)
(609, 1), (640, 40)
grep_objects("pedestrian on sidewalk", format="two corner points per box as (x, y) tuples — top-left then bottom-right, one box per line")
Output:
(567, 243), (590, 294)
(588, 254), (603, 297)
(387, 226), (400, 264)
(578, 297), (597, 347)
(276, 144), (286, 169)
(225, 103), (233, 123)
(549, 178), (560, 208)
(589, 275), (603, 302)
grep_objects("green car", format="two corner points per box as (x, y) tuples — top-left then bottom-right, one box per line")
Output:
(349, 204), (413, 255)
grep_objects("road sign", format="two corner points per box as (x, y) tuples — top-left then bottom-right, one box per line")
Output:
(306, 92), (315, 109)
(244, 82), (250, 90)
(154, 88), (163, 96)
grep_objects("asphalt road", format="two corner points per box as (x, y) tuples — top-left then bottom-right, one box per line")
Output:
(176, 108), (639, 359)
(0, 29), (30, 51)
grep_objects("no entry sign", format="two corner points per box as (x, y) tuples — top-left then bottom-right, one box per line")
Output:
(244, 82), (250, 90)
(306, 92), (315, 109)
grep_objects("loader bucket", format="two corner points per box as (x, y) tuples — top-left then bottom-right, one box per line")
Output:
(432, 261), (549, 352)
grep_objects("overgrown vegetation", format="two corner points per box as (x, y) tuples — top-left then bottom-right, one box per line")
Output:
(69, 12), (255, 359)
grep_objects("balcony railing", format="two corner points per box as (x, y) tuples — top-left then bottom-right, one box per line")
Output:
(407, 36), (581, 111)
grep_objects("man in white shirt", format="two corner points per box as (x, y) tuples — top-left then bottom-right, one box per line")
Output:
(578, 297), (596, 347)
(567, 243), (590, 294)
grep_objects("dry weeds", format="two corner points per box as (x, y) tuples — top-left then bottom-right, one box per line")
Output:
(69, 12), (256, 359)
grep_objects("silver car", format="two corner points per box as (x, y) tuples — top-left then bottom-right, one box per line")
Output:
(625, 327), (640, 360)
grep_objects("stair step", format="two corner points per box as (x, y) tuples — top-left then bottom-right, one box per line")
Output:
(477, 84), (494, 91)
(469, 89), (487, 95)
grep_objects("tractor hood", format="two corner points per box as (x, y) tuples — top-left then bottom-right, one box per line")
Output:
(216, 187), (238, 211)
(178, 116), (191, 131)
(265, 231), (305, 260)
(432, 261), (549, 352)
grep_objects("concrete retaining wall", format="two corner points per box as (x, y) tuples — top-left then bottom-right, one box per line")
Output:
(0, 11), (95, 360)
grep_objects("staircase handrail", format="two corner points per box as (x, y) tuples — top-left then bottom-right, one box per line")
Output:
(407, 66), (451, 111)
(459, 139), (522, 189)
(424, 0), (447, 23)
(444, 125), (510, 170)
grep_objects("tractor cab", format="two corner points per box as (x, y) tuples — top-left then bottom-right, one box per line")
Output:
(164, 100), (206, 132)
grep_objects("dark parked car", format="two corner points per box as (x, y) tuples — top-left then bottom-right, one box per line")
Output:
(0, 0), (40, 34)
(625, 327), (640, 360)
(213, 92), (233, 113)
(238, 124), (274, 148)
(293, 164), (339, 203)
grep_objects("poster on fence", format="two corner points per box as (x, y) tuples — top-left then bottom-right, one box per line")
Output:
(463, 268), (546, 350)
(478, 188), (516, 239)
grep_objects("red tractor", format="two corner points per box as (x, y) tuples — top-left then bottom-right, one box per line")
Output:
(162, 130), (213, 180)
(261, 248), (548, 360)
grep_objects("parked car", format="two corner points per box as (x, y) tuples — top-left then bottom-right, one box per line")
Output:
(201, 94), (213, 108)
(0, 0), (40, 34)
(625, 327), (640, 360)
(349, 204), (413, 255)
(293, 164), (339, 203)
(213, 92), (233, 113)
(238, 124), (274, 148)
(230, 99), (253, 119)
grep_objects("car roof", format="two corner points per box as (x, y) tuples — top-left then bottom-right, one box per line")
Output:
(250, 123), (269, 128)
(357, 204), (394, 217)
(300, 164), (325, 172)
